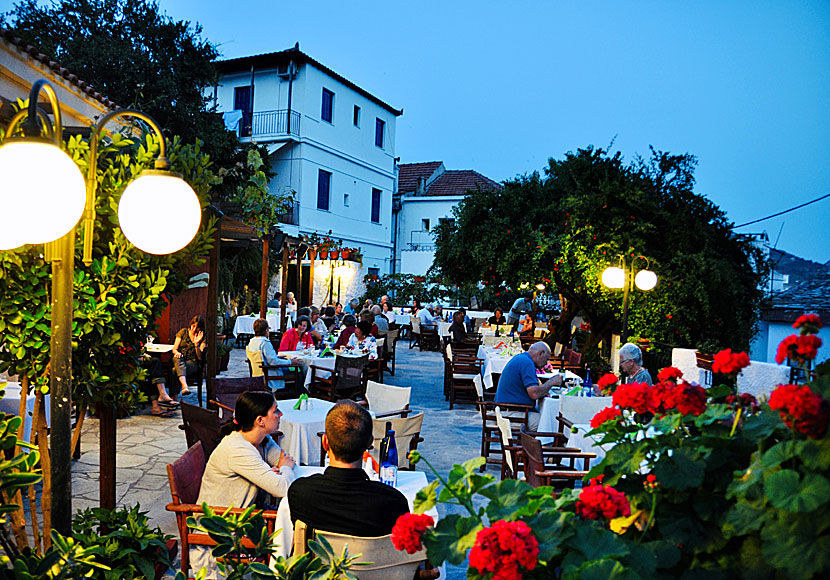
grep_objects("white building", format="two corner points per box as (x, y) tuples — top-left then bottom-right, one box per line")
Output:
(214, 44), (402, 304)
(393, 161), (499, 275)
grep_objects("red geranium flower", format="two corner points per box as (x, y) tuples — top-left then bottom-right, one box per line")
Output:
(725, 392), (759, 413)
(590, 406), (623, 429)
(468, 519), (539, 580)
(712, 349), (751, 375)
(793, 313), (822, 333)
(597, 373), (619, 394)
(670, 382), (708, 416)
(769, 384), (829, 439)
(612, 382), (652, 414)
(391, 513), (434, 554)
(657, 366), (684, 383)
(775, 335), (823, 365)
(576, 478), (631, 520)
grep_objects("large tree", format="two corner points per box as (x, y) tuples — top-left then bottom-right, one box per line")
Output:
(433, 146), (766, 353)
(2, 0), (253, 197)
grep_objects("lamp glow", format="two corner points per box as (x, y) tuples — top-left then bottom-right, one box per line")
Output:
(535, 283), (546, 291)
(601, 266), (625, 289)
(0, 141), (85, 245)
(634, 269), (657, 291)
(118, 172), (201, 254)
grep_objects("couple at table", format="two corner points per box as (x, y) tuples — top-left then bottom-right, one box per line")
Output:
(194, 396), (411, 578)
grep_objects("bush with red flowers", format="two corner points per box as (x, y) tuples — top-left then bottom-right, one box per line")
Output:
(793, 313), (823, 332)
(775, 334), (823, 365)
(612, 382), (652, 414)
(468, 519), (539, 580)
(656, 366), (683, 383)
(391, 512), (434, 554)
(724, 392), (759, 413)
(597, 372), (619, 394)
(576, 478), (631, 520)
(590, 406), (623, 429)
(768, 383), (829, 439)
(712, 348), (751, 375)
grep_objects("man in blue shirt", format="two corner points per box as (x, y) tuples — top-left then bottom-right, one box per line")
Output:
(495, 342), (563, 430)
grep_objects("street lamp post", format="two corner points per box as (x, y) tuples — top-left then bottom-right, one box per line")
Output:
(0, 80), (202, 533)
(600, 254), (657, 343)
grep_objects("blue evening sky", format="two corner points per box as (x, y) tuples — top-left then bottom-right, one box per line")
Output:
(7, 0), (829, 262)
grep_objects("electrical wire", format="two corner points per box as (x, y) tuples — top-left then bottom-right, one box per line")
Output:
(733, 193), (830, 228)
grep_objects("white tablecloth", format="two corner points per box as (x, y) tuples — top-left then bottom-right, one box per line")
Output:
(0, 382), (51, 443)
(278, 397), (336, 466)
(272, 467), (433, 559)
(145, 343), (174, 354)
(477, 345), (520, 390)
(233, 313), (281, 336)
(280, 350), (374, 389)
(537, 396), (610, 467)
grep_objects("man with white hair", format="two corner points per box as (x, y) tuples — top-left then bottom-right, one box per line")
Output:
(417, 303), (437, 329)
(495, 342), (563, 430)
(618, 343), (653, 385)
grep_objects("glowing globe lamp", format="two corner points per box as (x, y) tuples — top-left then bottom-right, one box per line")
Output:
(0, 140), (85, 247)
(118, 171), (201, 255)
(634, 269), (657, 291)
(601, 266), (625, 289)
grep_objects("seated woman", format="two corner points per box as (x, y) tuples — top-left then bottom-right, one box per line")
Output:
(278, 315), (315, 352)
(359, 310), (380, 338)
(246, 318), (301, 389)
(333, 302), (345, 325)
(518, 313), (535, 337)
(487, 307), (507, 326)
(321, 306), (337, 331)
(192, 391), (296, 579)
(172, 315), (206, 397)
(381, 301), (396, 325)
(450, 310), (471, 344)
(334, 314), (357, 349)
(346, 320), (378, 359)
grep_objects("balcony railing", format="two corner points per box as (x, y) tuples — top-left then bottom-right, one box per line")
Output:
(239, 109), (301, 139)
(276, 201), (299, 226)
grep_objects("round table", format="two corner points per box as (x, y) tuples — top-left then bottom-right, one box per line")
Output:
(278, 397), (336, 466)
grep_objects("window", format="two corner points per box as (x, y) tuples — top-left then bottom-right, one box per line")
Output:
(371, 188), (381, 223)
(317, 169), (331, 211)
(353, 105), (361, 127)
(321, 88), (334, 123)
(439, 217), (456, 227)
(375, 118), (385, 148)
(368, 267), (380, 278)
(234, 86), (253, 137)
(421, 218), (430, 232)
(343, 192), (350, 207)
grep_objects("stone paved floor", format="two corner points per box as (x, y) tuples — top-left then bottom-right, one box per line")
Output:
(72, 341), (488, 578)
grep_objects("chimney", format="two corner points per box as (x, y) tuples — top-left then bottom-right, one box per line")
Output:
(416, 176), (426, 196)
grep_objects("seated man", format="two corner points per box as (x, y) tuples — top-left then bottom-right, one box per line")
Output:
(495, 342), (563, 431)
(619, 342), (653, 385)
(246, 318), (301, 389)
(288, 401), (408, 537)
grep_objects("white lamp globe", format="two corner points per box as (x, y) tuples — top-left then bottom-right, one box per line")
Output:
(634, 269), (658, 291)
(118, 171), (201, 255)
(0, 140), (85, 245)
(601, 266), (625, 289)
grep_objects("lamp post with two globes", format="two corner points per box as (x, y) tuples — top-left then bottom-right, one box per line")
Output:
(600, 254), (658, 344)
(0, 79), (202, 533)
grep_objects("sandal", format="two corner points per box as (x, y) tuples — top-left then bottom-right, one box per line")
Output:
(151, 408), (176, 417)
(159, 400), (180, 408)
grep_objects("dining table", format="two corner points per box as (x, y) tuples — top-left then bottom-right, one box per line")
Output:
(277, 397), (337, 466)
(536, 395), (614, 467)
(233, 311), (282, 337)
(0, 381), (51, 443)
(279, 349), (375, 389)
(476, 344), (582, 390)
(271, 466), (438, 561)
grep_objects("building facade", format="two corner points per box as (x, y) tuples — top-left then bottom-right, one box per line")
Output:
(393, 161), (499, 275)
(215, 45), (401, 304)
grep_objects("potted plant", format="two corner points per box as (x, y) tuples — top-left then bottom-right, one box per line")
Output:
(216, 342), (233, 373)
(340, 247), (352, 260)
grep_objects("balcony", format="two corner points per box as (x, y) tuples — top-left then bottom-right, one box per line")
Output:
(239, 109), (301, 140)
(406, 230), (435, 251)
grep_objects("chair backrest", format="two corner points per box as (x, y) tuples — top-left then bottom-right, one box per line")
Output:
(167, 441), (206, 505)
(558, 395), (613, 425)
(293, 521), (425, 580)
(370, 412), (424, 469)
(385, 329), (399, 349)
(245, 358), (254, 377)
(410, 316), (421, 334)
(473, 374), (484, 399)
(180, 402), (224, 459)
(520, 432), (547, 488)
(376, 337), (386, 356)
(534, 327), (547, 338)
(553, 342), (564, 357)
(334, 353), (369, 391)
(365, 381), (411, 414)
(494, 406), (515, 477)
(567, 350), (582, 367)
(212, 376), (266, 414)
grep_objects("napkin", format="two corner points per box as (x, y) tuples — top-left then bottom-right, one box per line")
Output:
(565, 386), (582, 397)
(319, 346), (335, 358)
(494, 341), (506, 349)
(292, 393), (309, 410)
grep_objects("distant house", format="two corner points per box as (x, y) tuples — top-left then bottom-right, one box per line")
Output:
(393, 161), (499, 275)
(0, 28), (116, 131)
(214, 44), (402, 304)
(751, 267), (830, 364)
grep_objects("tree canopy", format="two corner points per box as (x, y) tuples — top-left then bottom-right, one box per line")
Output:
(432, 146), (766, 352)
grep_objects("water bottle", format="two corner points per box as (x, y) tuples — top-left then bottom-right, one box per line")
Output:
(378, 421), (391, 469)
(380, 426), (398, 487)
(583, 367), (593, 397)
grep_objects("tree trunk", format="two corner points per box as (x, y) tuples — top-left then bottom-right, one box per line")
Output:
(7, 377), (30, 551)
(70, 401), (87, 458)
(36, 392), (52, 549)
(99, 404), (117, 510)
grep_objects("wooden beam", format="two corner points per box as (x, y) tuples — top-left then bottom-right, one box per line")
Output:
(309, 249), (316, 307)
(205, 221), (221, 404)
(260, 235), (269, 319)
(280, 249), (289, 331)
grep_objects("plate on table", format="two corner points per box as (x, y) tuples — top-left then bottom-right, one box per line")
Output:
(536, 372), (560, 380)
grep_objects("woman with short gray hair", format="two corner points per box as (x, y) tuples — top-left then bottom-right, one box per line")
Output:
(618, 343), (653, 385)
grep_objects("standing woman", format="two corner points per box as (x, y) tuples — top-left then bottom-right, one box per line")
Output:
(172, 315), (206, 397)
(193, 391), (296, 578)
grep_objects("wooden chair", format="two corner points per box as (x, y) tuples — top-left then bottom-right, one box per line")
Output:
(409, 316), (421, 349)
(365, 338), (386, 384)
(519, 335), (542, 351)
(478, 397), (534, 473)
(309, 353), (369, 402)
(369, 413), (425, 470)
(262, 363), (303, 399)
(179, 402), (224, 459)
(494, 406), (522, 480)
(364, 381), (411, 416)
(520, 432), (595, 490)
(166, 442), (279, 575)
(209, 376), (266, 420)
(292, 520), (427, 580)
(382, 329), (399, 376)
(448, 356), (483, 409)
(419, 323), (439, 352)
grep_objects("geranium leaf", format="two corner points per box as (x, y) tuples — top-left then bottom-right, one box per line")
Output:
(413, 480), (439, 514)
(642, 539), (681, 569)
(653, 447), (705, 490)
(569, 523), (630, 562)
(422, 514), (482, 566)
(524, 509), (572, 562)
(724, 502), (766, 536)
(760, 441), (799, 469)
(765, 470), (830, 512)
(480, 479), (532, 521)
(761, 516), (830, 580)
(741, 411), (782, 440)
(562, 558), (627, 580)
(798, 438), (830, 471)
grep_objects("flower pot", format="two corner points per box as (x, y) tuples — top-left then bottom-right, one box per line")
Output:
(329, 250), (340, 260)
(340, 249), (351, 260)
(696, 351), (714, 371)
(217, 352), (230, 372)
(319, 249), (329, 259)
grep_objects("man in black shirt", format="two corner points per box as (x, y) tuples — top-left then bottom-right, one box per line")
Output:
(287, 401), (408, 537)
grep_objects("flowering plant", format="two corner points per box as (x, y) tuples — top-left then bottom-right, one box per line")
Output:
(597, 372), (619, 394)
(712, 348), (751, 375)
(535, 362), (554, 374)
